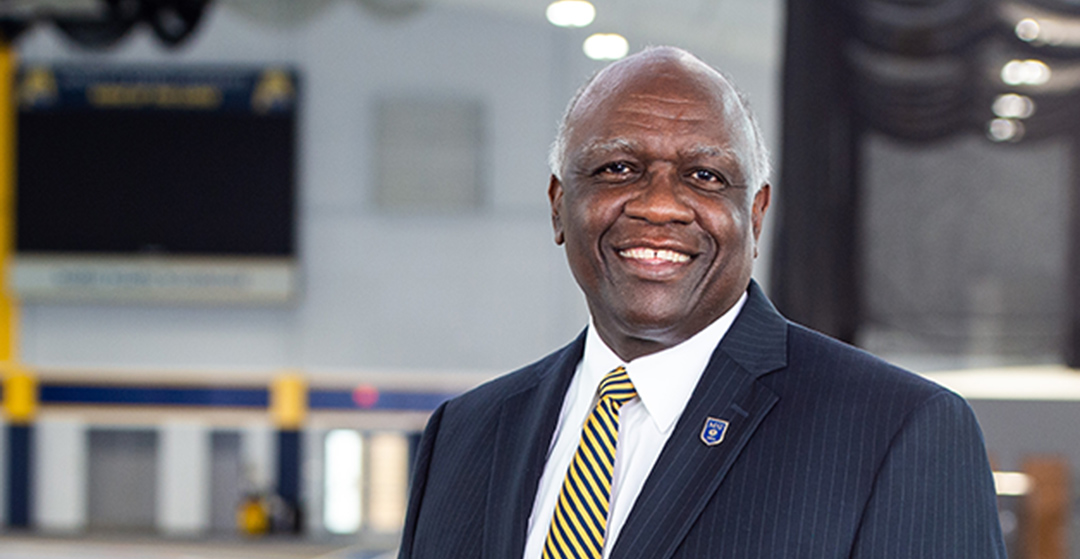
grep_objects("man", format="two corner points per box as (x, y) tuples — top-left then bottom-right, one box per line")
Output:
(398, 46), (1005, 559)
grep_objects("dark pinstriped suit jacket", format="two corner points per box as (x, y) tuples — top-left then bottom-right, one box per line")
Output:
(398, 282), (1007, 558)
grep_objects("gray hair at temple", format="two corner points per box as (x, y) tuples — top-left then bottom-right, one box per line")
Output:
(547, 47), (772, 193)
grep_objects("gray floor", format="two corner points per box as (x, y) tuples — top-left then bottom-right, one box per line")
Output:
(0, 535), (394, 559)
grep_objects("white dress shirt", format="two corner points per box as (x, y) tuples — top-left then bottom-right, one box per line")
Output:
(522, 292), (748, 559)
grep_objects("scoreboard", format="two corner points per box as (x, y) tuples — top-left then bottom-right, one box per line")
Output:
(13, 65), (298, 304)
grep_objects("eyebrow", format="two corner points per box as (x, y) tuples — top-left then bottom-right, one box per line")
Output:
(679, 143), (740, 162)
(578, 138), (638, 158)
(578, 139), (739, 160)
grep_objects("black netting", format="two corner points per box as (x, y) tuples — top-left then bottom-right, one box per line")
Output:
(774, 0), (1080, 364)
(859, 132), (1071, 361)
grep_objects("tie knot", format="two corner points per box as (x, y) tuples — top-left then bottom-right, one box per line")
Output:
(597, 366), (637, 404)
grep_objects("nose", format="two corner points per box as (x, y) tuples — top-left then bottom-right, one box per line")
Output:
(623, 168), (695, 224)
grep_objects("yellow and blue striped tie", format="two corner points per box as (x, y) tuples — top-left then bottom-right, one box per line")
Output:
(543, 366), (637, 559)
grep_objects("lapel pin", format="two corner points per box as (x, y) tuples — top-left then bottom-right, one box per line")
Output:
(700, 417), (729, 446)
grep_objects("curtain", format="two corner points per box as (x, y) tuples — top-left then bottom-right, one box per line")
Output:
(773, 0), (1080, 364)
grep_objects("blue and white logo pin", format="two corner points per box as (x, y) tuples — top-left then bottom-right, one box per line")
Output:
(700, 417), (729, 446)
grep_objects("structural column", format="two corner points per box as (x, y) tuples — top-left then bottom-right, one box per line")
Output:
(34, 418), (87, 532)
(271, 373), (306, 533)
(156, 421), (211, 536)
(303, 425), (326, 536)
(0, 34), (29, 531)
(1066, 131), (1080, 367)
(3, 370), (34, 528)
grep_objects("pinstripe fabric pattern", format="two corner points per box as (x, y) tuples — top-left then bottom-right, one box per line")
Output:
(398, 281), (1007, 559)
(543, 367), (636, 559)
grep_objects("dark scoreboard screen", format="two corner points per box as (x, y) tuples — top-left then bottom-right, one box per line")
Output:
(16, 65), (297, 258)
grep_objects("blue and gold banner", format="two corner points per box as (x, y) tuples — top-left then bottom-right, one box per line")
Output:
(14, 63), (299, 303)
(33, 383), (456, 412)
(17, 65), (298, 113)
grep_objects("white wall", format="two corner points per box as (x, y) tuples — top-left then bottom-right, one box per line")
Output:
(15, 0), (781, 375)
(34, 419), (88, 533)
(157, 421), (211, 536)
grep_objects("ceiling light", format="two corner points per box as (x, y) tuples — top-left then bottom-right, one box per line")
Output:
(992, 93), (1035, 119)
(1001, 59), (1051, 86)
(1016, 18), (1040, 42)
(1003, 2), (1080, 47)
(987, 118), (1024, 142)
(546, 0), (595, 28)
(583, 33), (629, 60)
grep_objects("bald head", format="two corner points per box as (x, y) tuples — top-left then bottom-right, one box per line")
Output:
(546, 46), (772, 359)
(549, 47), (770, 192)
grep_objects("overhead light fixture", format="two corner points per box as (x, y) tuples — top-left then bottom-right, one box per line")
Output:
(987, 118), (1024, 142)
(1001, 59), (1051, 86)
(546, 0), (595, 28)
(992, 93), (1035, 119)
(1016, 18), (1041, 42)
(1003, 2), (1080, 47)
(1011, 15), (1080, 47)
(583, 33), (629, 60)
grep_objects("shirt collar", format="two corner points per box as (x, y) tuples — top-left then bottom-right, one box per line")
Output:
(581, 291), (748, 434)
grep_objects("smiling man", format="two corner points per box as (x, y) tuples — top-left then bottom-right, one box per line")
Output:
(398, 47), (1005, 559)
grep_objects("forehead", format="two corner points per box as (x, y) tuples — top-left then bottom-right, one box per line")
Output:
(565, 55), (754, 170)
(575, 56), (734, 119)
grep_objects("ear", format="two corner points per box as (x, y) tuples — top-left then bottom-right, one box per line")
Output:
(751, 184), (770, 256)
(548, 174), (566, 245)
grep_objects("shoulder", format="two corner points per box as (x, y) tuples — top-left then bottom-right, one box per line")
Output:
(447, 340), (575, 403)
(772, 322), (969, 422)
(439, 333), (583, 420)
(790, 322), (945, 388)
(411, 334), (583, 486)
(750, 321), (989, 497)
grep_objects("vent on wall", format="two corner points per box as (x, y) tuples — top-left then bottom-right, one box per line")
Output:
(374, 97), (484, 212)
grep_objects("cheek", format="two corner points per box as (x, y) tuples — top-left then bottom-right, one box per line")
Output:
(700, 203), (753, 252)
(563, 191), (620, 239)
(560, 194), (605, 269)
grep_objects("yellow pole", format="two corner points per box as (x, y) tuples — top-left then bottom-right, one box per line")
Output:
(0, 41), (18, 370)
(270, 372), (308, 430)
(0, 39), (36, 531)
(0, 41), (34, 429)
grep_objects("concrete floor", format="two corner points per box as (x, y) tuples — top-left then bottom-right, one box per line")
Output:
(0, 535), (396, 559)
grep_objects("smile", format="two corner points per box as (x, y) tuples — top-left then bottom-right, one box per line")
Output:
(618, 247), (692, 263)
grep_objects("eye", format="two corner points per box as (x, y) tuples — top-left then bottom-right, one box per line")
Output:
(596, 161), (632, 176)
(590, 161), (638, 183)
(687, 168), (728, 189)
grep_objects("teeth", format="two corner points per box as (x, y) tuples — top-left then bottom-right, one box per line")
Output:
(619, 247), (691, 263)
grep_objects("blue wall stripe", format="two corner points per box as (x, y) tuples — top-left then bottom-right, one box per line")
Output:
(34, 384), (458, 412)
(308, 389), (456, 411)
(40, 385), (269, 407)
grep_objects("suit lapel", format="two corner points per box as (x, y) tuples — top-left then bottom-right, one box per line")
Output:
(483, 332), (585, 559)
(611, 282), (788, 559)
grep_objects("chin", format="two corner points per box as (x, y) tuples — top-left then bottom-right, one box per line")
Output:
(613, 306), (696, 339)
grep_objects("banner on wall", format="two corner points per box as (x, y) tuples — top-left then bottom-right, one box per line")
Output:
(12, 65), (299, 304)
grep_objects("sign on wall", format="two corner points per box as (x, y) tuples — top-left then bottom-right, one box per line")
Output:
(12, 65), (299, 304)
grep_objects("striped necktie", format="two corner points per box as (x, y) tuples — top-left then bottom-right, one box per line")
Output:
(543, 366), (637, 559)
